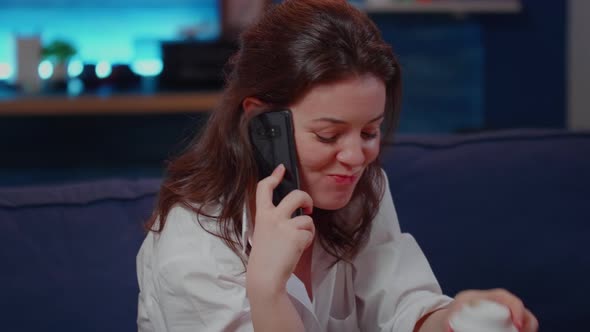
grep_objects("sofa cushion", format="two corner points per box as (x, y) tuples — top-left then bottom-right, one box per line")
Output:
(1, 129), (588, 331)
(381, 129), (590, 331)
(0, 179), (160, 332)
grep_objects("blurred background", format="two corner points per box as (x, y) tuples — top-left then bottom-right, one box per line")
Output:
(3, 3), (589, 331)
(0, 0), (587, 185)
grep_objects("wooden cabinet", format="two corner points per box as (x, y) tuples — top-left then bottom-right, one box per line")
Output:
(0, 91), (221, 116)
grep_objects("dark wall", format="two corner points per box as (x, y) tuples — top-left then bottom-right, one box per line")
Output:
(371, 15), (485, 133)
(481, 0), (566, 129)
(371, 0), (566, 130)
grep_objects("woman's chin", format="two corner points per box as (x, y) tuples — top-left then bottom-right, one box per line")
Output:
(312, 192), (354, 210)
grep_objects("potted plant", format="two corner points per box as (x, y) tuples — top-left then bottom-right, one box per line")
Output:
(41, 39), (77, 89)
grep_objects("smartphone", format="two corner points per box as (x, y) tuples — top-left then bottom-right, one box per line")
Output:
(248, 109), (302, 216)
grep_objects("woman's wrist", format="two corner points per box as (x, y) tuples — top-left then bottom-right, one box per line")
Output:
(247, 279), (287, 305)
(414, 307), (450, 332)
(246, 267), (288, 302)
(247, 285), (304, 332)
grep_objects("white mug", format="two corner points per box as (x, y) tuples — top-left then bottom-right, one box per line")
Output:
(450, 300), (518, 332)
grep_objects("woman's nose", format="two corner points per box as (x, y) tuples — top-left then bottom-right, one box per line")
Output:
(336, 138), (366, 167)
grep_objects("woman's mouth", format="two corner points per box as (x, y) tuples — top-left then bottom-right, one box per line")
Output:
(328, 174), (357, 185)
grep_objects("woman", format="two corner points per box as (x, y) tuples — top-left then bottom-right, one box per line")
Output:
(137, 0), (538, 331)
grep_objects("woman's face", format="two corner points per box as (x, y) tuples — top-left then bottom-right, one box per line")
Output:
(290, 74), (386, 210)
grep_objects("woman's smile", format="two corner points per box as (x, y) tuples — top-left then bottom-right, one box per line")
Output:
(326, 173), (359, 185)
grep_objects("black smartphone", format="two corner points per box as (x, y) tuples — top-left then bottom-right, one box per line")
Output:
(248, 109), (302, 216)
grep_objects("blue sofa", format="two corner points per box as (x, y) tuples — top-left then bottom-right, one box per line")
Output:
(1, 129), (588, 331)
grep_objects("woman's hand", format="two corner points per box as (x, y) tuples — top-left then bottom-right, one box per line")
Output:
(446, 289), (539, 332)
(416, 289), (538, 332)
(246, 164), (315, 297)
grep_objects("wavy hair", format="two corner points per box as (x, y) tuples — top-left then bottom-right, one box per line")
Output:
(146, 0), (402, 266)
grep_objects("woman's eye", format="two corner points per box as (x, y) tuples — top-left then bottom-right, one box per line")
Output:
(362, 131), (379, 139)
(315, 133), (338, 143)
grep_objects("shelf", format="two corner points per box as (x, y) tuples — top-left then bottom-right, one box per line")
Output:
(364, 0), (522, 14)
(0, 91), (222, 116)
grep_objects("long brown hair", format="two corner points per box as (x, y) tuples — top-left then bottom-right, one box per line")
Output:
(147, 0), (402, 265)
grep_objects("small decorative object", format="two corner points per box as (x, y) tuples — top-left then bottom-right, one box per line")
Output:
(14, 34), (42, 94)
(41, 39), (77, 90)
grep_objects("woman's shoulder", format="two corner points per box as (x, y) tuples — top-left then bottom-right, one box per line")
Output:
(157, 203), (219, 242)
(148, 203), (245, 275)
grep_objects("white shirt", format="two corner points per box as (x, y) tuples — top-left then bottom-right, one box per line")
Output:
(136, 173), (452, 331)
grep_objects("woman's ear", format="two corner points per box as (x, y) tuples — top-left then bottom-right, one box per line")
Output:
(242, 97), (266, 116)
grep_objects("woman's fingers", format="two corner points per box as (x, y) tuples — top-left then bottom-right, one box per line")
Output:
(256, 164), (286, 210)
(484, 289), (525, 328)
(255, 165), (313, 217)
(291, 215), (315, 249)
(277, 189), (314, 217)
(451, 289), (537, 332)
(522, 308), (539, 332)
